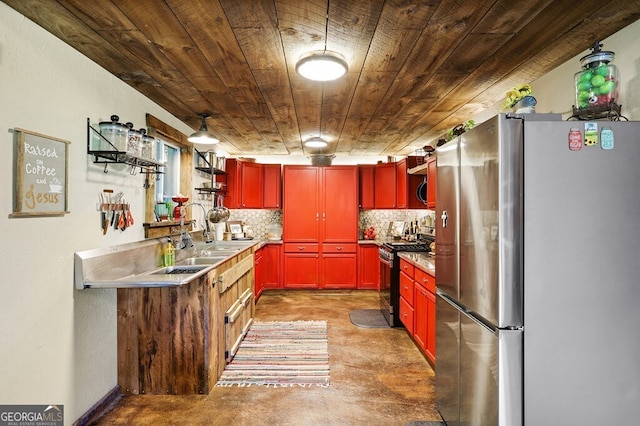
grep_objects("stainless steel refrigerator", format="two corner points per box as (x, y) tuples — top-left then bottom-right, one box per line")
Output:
(435, 113), (640, 425)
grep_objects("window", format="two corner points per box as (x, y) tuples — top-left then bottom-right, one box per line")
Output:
(144, 114), (194, 234)
(155, 138), (180, 203)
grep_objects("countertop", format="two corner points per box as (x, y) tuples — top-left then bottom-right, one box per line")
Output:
(398, 252), (435, 276)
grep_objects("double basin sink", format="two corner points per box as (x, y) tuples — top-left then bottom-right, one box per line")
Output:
(75, 240), (257, 289)
(144, 248), (244, 285)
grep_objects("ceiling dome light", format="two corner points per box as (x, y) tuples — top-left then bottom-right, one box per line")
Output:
(304, 137), (328, 148)
(188, 113), (219, 144)
(296, 52), (348, 82)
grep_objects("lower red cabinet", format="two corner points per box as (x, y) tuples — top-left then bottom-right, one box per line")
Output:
(262, 244), (281, 290)
(283, 243), (356, 289)
(357, 244), (379, 289)
(414, 282), (428, 351)
(400, 257), (436, 365)
(283, 244), (319, 288)
(399, 295), (414, 334)
(322, 253), (357, 288)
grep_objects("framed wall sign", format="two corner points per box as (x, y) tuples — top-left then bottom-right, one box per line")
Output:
(11, 128), (70, 217)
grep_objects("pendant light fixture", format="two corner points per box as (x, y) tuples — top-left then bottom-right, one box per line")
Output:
(188, 113), (219, 144)
(295, 3), (347, 82)
(304, 136), (329, 148)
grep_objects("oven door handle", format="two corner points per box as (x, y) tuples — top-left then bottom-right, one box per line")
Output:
(379, 257), (393, 267)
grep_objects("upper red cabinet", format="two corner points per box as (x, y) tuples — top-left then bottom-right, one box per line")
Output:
(426, 156), (436, 209)
(283, 166), (321, 242)
(240, 161), (263, 208)
(263, 164), (282, 209)
(358, 165), (375, 209)
(374, 162), (397, 209)
(399, 156), (428, 210)
(283, 165), (357, 242)
(322, 166), (358, 242)
(224, 159), (281, 209)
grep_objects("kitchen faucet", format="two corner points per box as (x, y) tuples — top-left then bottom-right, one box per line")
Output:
(178, 202), (212, 249)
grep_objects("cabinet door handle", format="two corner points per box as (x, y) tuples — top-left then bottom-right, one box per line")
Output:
(298, 246), (305, 251)
(336, 246), (343, 250)
(316, 212), (319, 221)
(323, 212), (326, 221)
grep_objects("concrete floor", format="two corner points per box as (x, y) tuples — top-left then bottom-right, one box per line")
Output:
(92, 290), (440, 425)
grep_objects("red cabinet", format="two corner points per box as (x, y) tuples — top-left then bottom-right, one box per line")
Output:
(426, 156), (436, 209)
(322, 246), (357, 288)
(357, 243), (379, 289)
(223, 158), (241, 209)
(374, 162), (397, 208)
(283, 166), (320, 242)
(358, 165), (375, 209)
(263, 164), (282, 209)
(241, 161), (263, 208)
(262, 243), (281, 290)
(224, 159), (281, 209)
(397, 159), (409, 208)
(413, 281), (428, 353)
(283, 166), (358, 289)
(254, 247), (264, 299)
(399, 296), (414, 335)
(322, 167), (358, 242)
(399, 257), (436, 365)
(399, 156), (428, 209)
(283, 243), (319, 288)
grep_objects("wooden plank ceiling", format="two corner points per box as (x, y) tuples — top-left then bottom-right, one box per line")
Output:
(4, 0), (640, 157)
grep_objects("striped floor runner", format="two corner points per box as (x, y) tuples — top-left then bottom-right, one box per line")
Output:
(215, 320), (330, 387)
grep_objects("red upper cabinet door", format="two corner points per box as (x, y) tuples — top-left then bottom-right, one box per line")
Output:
(224, 158), (241, 209)
(426, 156), (437, 209)
(263, 164), (282, 209)
(322, 166), (358, 242)
(358, 165), (375, 209)
(283, 166), (320, 242)
(240, 162), (263, 208)
(397, 158), (408, 209)
(375, 162), (397, 208)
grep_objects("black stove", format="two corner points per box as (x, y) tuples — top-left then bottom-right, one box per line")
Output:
(379, 238), (433, 327)
(382, 241), (431, 252)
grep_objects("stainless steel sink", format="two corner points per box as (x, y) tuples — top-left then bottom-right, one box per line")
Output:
(179, 256), (227, 266)
(150, 265), (210, 275)
(200, 249), (240, 257)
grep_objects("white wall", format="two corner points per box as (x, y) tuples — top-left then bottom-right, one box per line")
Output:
(0, 4), (192, 424)
(474, 19), (640, 124)
(1, 2), (639, 424)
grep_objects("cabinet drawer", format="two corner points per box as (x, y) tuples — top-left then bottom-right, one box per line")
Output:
(399, 259), (414, 278)
(399, 271), (414, 305)
(415, 268), (435, 293)
(322, 243), (356, 253)
(284, 243), (319, 253)
(399, 296), (414, 334)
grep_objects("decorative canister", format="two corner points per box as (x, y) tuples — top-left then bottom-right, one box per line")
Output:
(574, 41), (619, 111)
(98, 115), (128, 151)
(266, 220), (282, 240)
(125, 123), (142, 157)
(140, 129), (156, 160)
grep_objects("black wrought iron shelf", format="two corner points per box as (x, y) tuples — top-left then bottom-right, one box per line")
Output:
(87, 118), (165, 174)
(568, 102), (628, 121)
(194, 148), (226, 175)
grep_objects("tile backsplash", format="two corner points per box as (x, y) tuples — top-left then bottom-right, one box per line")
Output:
(224, 209), (434, 240)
